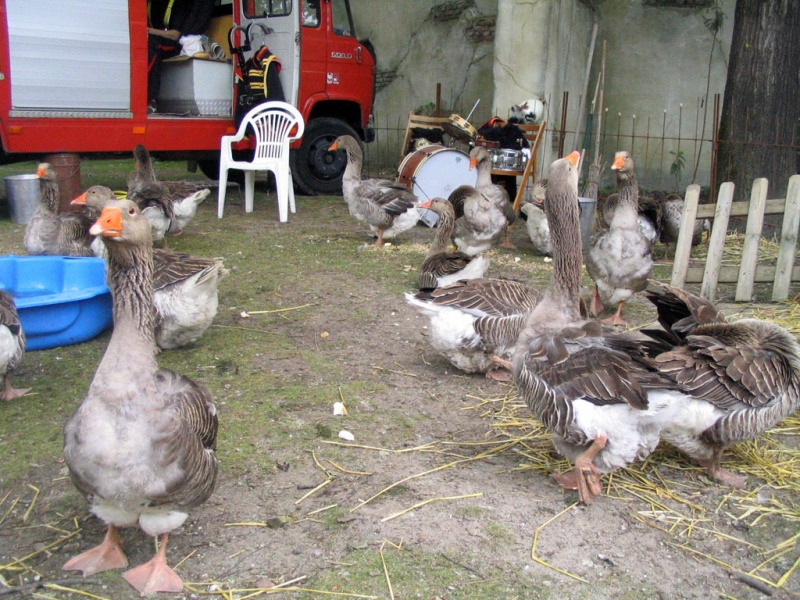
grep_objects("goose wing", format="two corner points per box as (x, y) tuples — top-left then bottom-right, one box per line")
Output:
(425, 277), (540, 317)
(150, 368), (218, 508)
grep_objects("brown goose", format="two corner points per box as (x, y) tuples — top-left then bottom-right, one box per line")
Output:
(73, 187), (228, 350)
(447, 146), (517, 255)
(658, 193), (707, 249)
(127, 144), (211, 241)
(329, 135), (421, 247)
(641, 282), (800, 487)
(586, 151), (653, 326)
(23, 164), (95, 257)
(512, 152), (674, 504)
(406, 277), (541, 381)
(0, 290), (29, 401)
(63, 199), (218, 595)
(417, 197), (489, 290)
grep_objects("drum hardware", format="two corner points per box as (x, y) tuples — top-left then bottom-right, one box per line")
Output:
(473, 138), (500, 149)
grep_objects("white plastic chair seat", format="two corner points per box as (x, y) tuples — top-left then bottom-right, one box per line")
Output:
(217, 101), (305, 222)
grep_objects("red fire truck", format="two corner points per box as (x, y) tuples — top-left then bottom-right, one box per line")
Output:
(0, 0), (375, 195)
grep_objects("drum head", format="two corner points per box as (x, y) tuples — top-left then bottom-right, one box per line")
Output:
(400, 146), (477, 201)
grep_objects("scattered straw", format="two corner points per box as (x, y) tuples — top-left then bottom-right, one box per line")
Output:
(381, 493), (483, 522)
(21, 485), (39, 523)
(378, 541), (396, 600)
(350, 443), (515, 512)
(459, 382), (800, 591)
(246, 303), (315, 315)
(371, 365), (418, 378)
(530, 503), (588, 583)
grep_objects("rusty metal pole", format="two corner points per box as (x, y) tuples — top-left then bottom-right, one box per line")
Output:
(435, 83), (441, 118)
(710, 93), (720, 204)
(558, 91), (569, 157)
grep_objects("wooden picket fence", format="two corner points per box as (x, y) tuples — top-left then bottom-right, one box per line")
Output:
(670, 175), (800, 302)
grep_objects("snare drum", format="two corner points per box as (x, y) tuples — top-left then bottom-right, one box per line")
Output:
(490, 148), (525, 171)
(397, 144), (477, 202)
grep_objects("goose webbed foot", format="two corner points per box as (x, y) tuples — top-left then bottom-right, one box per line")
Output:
(370, 229), (386, 247)
(589, 286), (604, 317)
(122, 533), (183, 595)
(2, 375), (31, 400)
(697, 451), (747, 488)
(552, 434), (608, 505)
(485, 355), (513, 381)
(63, 524), (128, 576)
(599, 303), (630, 327)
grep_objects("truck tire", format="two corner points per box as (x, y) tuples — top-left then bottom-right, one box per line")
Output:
(197, 159), (220, 180)
(291, 117), (359, 196)
(198, 158), (245, 185)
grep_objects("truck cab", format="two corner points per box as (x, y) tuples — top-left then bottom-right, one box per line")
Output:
(0, 0), (375, 195)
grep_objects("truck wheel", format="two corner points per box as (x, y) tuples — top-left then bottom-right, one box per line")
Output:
(198, 158), (245, 185)
(291, 118), (359, 196)
(197, 159), (220, 180)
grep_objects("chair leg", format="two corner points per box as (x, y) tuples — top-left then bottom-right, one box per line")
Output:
(275, 169), (288, 223)
(244, 171), (255, 213)
(217, 166), (229, 219)
(288, 169), (296, 214)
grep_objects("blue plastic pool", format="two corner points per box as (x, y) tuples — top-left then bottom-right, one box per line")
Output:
(0, 255), (112, 351)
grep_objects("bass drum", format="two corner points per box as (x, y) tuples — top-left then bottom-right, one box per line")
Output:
(397, 145), (477, 202)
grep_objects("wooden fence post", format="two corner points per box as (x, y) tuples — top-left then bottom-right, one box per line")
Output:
(701, 182), (735, 302)
(735, 178), (768, 301)
(772, 174), (800, 301)
(670, 184), (701, 289)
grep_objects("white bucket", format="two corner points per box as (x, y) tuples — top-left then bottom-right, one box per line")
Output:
(5, 174), (40, 224)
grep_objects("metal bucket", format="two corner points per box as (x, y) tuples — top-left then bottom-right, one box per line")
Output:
(5, 174), (40, 224)
(578, 197), (597, 252)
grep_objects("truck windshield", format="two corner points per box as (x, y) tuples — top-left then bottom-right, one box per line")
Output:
(245, 0), (292, 18)
(331, 0), (355, 37)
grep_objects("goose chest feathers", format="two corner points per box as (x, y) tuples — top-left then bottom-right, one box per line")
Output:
(586, 151), (653, 326)
(62, 198), (218, 595)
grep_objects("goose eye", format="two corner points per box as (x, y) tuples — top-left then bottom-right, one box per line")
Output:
(128, 207), (136, 216)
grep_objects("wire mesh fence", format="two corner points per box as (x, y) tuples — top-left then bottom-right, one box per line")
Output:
(362, 93), (800, 198)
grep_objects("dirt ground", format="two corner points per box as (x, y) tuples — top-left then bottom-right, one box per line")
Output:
(0, 182), (798, 600)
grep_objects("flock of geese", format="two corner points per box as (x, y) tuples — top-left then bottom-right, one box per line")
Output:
(0, 140), (799, 594)
(331, 138), (800, 506)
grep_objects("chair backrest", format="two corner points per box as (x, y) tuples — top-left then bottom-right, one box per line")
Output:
(237, 101), (305, 162)
(401, 112), (450, 158)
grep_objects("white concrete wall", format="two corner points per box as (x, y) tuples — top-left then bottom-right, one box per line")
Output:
(350, 0), (736, 190)
(592, 0), (735, 191)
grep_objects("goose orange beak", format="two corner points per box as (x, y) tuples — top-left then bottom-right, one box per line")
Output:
(419, 199), (433, 209)
(71, 192), (87, 206)
(611, 153), (626, 170)
(469, 157), (478, 170)
(36, 165), (47, 178)
(328, 140), (339, 151)
(565, 151), (581, 166)
(90, 207), (123, 237)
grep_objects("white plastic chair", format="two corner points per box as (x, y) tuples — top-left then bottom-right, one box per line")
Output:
(217, 101), (305, 222)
